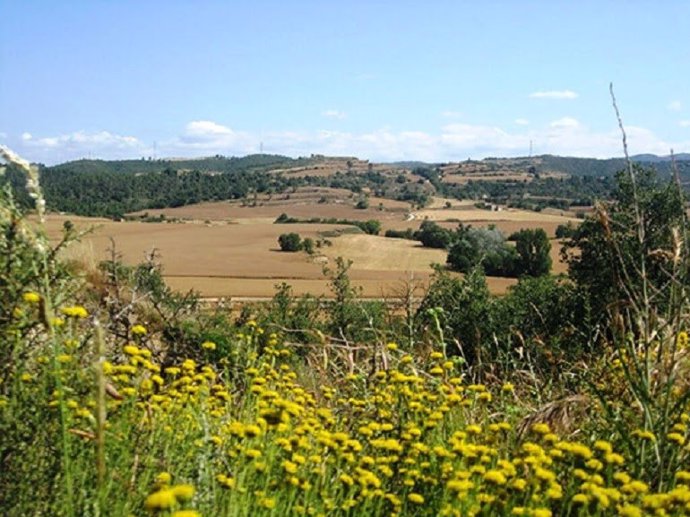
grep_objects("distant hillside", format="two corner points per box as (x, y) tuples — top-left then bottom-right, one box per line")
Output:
(389, 154), (690, 179)
(538, 154), (690, 178)
(3, 154), (317, 218)
(48, 154), (314, 176)
(631, 153), (690, 162)
(3, 152), (688, 219)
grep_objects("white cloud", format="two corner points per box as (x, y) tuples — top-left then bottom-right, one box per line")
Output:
(21, 130), (143, 157)
(550, 117), (580, 129)
(680, 120), (690, 127)
(529, 90), (578, 99)
(176, 120), (254, 154)
(13, 118), (690, 165)
(185, 120), (234, 138)
(441, 110), (462, 119)
(668, 100), (682, 112)
(321, 109), (347, 120)
(514, 118), (530, 125)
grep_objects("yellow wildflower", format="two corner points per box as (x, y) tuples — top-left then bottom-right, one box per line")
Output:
(171, 511), (200, 517)
(667, 433), (685, 446)
(171, 484), (195, 501)
(618, 505), (642, 517)
(156, 472), (172, 485)
(61, 305), (88, 318)
(131, 324), (147, 335)
(23, 292), (40, 303)
(145, 489), (177, 510)
(407, 493), (424, 504)
(532, 509), (552, 517)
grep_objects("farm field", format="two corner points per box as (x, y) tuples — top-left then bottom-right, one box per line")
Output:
(41, 188), (573, 299)
(133, 187), (411, 226)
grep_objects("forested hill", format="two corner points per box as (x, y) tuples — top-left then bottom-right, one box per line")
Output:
(3, 152), (689, 219)
(4, 154), (316, 218)
(537, 154), (690, 178)
(47, 154), (312, 176)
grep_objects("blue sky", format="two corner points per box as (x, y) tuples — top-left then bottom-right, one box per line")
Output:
(1, 1), (689, 164)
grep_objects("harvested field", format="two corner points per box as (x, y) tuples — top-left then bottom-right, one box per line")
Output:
(132, 187), (411, 224)
(442, 173), (534, 184)
(414, 207), (577, 223)
(41, 193), (575, 301)
(322, 234), (447, 271)
(41, 213), (518, 299)
(435, 220), (568, 239)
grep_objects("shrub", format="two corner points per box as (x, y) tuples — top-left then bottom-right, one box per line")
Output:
(278, 232), (302, 251)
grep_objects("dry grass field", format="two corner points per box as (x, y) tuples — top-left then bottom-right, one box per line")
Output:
(134, 187), (411, 226)
(38, 185), (578, 300)
(414, 207), (576, 223)
(442, 173), (534, 184)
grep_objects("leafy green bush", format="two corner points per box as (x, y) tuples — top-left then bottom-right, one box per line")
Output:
(278, 232), (302, 252)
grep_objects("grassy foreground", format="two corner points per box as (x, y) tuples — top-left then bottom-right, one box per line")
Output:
(3, 300), (690, 517)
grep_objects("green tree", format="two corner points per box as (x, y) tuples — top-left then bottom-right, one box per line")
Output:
(555, 222), (576, 239)
(357, 219), (381, 235)
(562, 165), (687, 317)
(416, 220), (454, 249)
(416, 267), (494, 364)
(447, 226), (516, 276)
(513, 228), (552, 277)
(278, 232), (302, 252)
(323, 257), (361, 339)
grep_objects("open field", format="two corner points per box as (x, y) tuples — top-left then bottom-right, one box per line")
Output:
(442, 172), (535, 184)
(414, 207), (577, 223)
(38, 191), (578, 300)
(41, 213), (521, 298)
(133, 187), (412, 225)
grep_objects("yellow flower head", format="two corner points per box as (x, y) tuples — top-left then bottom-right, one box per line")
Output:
(145, 489), (177, 510)
(531, 423), (551, 435)
(172, 511), (200, 517)
(171, 484), (195, 502)
(155, 472), (172, 485)
(23, 292), (41, 303)
(61, 305), (88, 318)
(407, 493), (425, 504)
(131, 324), (147, 335)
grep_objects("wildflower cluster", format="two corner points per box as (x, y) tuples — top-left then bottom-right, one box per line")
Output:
(66, 333), (689, 516)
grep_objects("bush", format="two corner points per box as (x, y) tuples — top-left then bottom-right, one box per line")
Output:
(356, 219), (381, 235)
(512, 228), (552, 277)
(302, 237), (315, 254)
(416, 220), (454, 249)
(278, 232), (302, 252)
(555, 222), (576, 239)
(447, 226), (516, 276)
